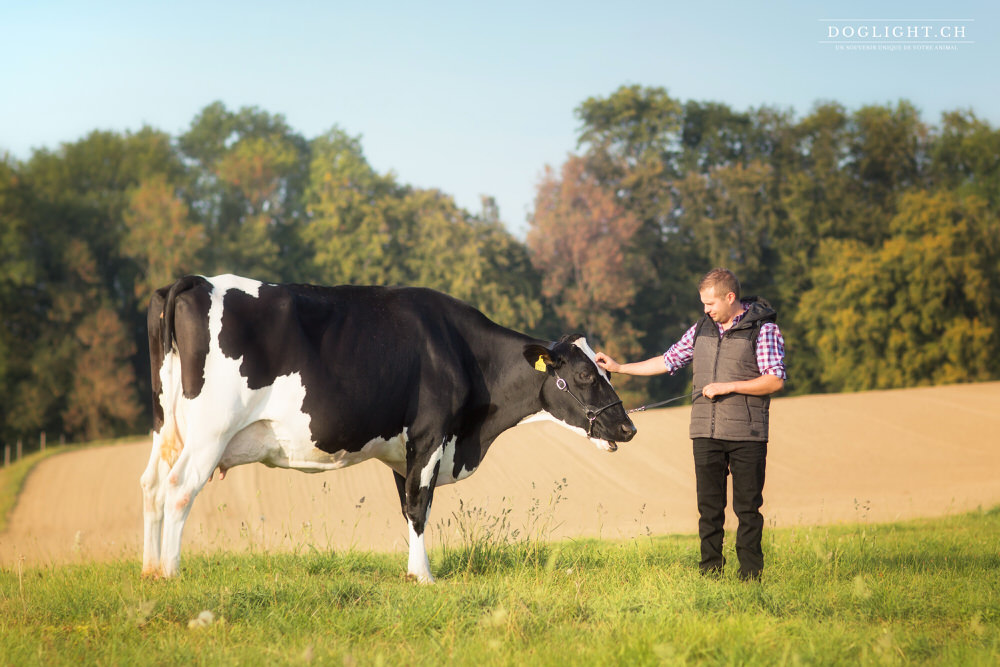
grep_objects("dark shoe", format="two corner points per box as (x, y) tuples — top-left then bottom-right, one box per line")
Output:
(738, 569), (762, 582)
(700, 566), (723, 579)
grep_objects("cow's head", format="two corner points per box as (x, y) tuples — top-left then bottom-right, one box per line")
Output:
(523, 334), (637, 451)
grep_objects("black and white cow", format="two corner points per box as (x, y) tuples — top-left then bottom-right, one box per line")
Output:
(141, 274), (636, 582)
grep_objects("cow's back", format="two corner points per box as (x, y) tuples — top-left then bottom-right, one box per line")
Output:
(156, 279), (492, 456)
(274, 284), (492, 452)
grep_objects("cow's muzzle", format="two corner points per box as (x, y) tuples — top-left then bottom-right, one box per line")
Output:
(553, 374), (632, 447)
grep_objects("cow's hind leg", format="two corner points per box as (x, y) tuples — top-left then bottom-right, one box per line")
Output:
(140, 433), (169, 577)
(397, 435), (445, 583)
(159, 438), (224, 577)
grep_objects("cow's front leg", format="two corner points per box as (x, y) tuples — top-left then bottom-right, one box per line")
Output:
(397, 436), (445, 583)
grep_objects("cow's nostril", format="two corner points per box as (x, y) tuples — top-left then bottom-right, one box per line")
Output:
(621, 423), (637, 437)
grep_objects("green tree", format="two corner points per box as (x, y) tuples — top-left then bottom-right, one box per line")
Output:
(797, 190), (999, 391)
(0, 158), (39, 443)
(766, 103), (869, 391)
(401, 190), (541, 332)
(179, 102), (310, 280)
(576, 84), (683, 173)
(301, 128), (406, 285)
(465, 205), (543, 333)
(846, 101), (930, 239)
(302, 128), (541, 331)
(8, 239), (142, 441)
(678, 100), (755, 173)
(930, 110), (1000, 208)
(12, 129), (180, 441)
(122, 174), (207, 299)
(674, 160), (775, 292)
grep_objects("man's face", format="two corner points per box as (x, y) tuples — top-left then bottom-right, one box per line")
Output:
(700, 287), (738, 324)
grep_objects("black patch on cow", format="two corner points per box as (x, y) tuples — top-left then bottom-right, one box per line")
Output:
(173, 282), (212, 399)
(216, 283), (496, 457)
(147, 276), (213, 420)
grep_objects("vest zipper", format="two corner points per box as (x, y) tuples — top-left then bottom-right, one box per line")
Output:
(709, 326), (726, 438)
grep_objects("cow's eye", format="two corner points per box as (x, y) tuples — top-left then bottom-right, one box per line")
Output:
(578, 371), (595, 384)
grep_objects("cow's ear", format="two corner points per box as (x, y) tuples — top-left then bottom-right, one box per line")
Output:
(523, 344), (556, 372)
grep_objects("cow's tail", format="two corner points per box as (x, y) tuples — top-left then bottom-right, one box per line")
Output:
(154, 275), (204, 468)
(161, 275), (203, 359)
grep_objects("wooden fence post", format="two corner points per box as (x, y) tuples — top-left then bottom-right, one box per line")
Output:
(16, 439), (22, 462)
(41, 431), (46, 452)
(3, 445), (8, 467)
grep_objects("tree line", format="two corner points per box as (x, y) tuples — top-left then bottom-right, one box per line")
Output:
(1, 87), (998, 447)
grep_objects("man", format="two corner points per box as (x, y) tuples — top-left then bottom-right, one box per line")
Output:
(595, 268), (785, 580)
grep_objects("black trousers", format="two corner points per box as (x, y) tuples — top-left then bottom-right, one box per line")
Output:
(692, 438), (767, 578)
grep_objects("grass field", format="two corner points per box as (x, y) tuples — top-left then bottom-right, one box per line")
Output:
(1, 504), (998, 665)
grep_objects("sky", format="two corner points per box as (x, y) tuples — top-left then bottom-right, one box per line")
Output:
(2, 1), (997, 238)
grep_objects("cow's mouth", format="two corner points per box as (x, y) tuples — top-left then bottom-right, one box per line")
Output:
(592, 439), (618, 452)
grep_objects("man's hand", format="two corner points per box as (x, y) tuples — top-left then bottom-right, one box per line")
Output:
(703, 375), (785, 398)
(595, 352), (670, 377)
(702, 382), (736, 399)
(594, 352), (620, 373)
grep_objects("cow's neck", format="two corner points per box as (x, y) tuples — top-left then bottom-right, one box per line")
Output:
(475, 331), (551, 448)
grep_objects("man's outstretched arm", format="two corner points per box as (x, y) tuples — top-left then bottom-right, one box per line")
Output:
(594, 353), (670, 376)
(702, 374), (784, 399)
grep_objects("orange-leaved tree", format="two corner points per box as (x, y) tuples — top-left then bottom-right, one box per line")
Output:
(528, 155), (649, 399)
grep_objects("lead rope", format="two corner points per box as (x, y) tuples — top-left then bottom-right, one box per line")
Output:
(626, 391), (699, 414)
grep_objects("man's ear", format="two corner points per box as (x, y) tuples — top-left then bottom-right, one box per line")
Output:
(523, 344), (554, 373)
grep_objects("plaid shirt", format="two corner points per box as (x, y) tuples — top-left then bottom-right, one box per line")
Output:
(662, 303), (787, 380)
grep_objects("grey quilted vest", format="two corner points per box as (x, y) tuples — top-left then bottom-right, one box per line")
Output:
(690, 298), (776, 442)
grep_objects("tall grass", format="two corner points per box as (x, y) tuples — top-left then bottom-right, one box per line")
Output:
(2, 505), (998, 665)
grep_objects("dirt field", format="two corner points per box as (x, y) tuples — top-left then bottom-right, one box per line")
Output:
(2, 382), (999, 568)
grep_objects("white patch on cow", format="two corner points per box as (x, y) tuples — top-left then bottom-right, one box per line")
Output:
(437, 435), (476, 485)
(175, 281), (315, 465)
(407, 519), (435, 583)
(420, 441), (444, 488)
(572, 337), (610, 384)
(220, 422), (409, 476)
(517, 410), (616, 451)
(207, 273), (263, 298)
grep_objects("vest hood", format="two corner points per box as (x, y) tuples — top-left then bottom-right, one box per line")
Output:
(732, 297), (776, 331)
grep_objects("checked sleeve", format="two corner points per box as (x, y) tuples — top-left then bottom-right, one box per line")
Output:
(662, 324), (698, 374)
(756, 322), (787, 380)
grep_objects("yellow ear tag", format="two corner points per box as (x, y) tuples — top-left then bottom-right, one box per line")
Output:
(534, 356), (548, 372)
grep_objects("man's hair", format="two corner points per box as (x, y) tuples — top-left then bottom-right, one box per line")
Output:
(699, 268), (741, 299)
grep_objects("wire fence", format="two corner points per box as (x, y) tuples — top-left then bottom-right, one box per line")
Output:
(2, 432), (65, 467)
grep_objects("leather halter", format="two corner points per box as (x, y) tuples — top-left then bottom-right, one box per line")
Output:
(550, 372), (623, 437)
